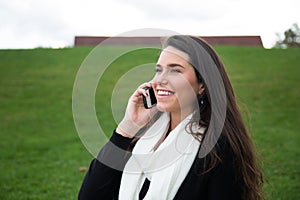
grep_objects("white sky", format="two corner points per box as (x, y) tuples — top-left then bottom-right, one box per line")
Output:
(0, 0), (299, 49)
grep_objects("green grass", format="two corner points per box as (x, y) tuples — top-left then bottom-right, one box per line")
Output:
(0, 46), (299, 199)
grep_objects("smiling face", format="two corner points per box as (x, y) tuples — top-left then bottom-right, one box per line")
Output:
(152, 46), (203, 117)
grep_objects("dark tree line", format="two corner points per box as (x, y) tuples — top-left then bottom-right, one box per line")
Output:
(275, 23), (300, 48)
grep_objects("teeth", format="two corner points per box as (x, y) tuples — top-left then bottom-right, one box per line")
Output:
(157, 90), (172, 96)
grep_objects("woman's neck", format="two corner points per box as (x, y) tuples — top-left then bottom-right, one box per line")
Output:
(169, 109), (193, 131)
(153, 110), (193, 151)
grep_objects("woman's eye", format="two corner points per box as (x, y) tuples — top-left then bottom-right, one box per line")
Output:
(155, 68), (162, 73)
(171, 69), (181, 73)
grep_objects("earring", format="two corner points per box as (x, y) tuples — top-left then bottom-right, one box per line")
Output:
(198, 93), (204, 105)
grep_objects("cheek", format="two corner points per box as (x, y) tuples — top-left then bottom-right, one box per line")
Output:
(175, 78), (200, 105)
(175, 76), (198, 95)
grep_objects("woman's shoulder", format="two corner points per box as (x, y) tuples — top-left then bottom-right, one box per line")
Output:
(197, 134), (235, 161)
(192, 134), (238, 178)
(215, 135), (235, 159)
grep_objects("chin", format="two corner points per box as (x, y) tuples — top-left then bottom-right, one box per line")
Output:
(156, 106), (168, 112)
(156, 103), (175, 113)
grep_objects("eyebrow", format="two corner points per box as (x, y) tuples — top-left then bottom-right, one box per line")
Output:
(156, 63), (185, 68)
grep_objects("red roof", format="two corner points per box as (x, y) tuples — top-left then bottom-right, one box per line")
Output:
(74, 36), (263, 47)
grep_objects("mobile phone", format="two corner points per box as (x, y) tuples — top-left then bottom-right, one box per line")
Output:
(143, 87), (157, 109)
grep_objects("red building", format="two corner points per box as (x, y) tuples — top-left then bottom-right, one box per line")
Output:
(74, 36), (263, 47)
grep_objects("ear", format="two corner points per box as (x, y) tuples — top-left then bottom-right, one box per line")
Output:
(198, 83), (205, 95)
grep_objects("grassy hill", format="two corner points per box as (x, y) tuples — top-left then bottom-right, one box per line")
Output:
(0, 46), (299, 199)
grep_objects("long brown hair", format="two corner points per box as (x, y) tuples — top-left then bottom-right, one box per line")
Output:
(163, 35), (264, 200)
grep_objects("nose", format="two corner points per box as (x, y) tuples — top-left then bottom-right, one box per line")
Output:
(152, 73), (168, 86)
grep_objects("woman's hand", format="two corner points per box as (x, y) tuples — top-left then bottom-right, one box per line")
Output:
(116, 82), (158, 138)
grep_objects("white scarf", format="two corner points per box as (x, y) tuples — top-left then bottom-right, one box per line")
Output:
(119, 112), (204, 200)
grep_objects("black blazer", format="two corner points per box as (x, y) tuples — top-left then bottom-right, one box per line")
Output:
(78, 131), (242, 200)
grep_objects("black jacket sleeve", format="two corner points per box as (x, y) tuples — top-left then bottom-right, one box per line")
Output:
(78, 131), (133, 200)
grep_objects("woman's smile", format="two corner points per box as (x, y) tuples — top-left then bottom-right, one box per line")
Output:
(156, 89), (175, 98)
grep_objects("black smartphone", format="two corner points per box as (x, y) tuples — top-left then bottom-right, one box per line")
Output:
(142, 87), (157, 109)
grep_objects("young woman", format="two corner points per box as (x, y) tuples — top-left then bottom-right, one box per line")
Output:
(78, 35), (264, 200)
